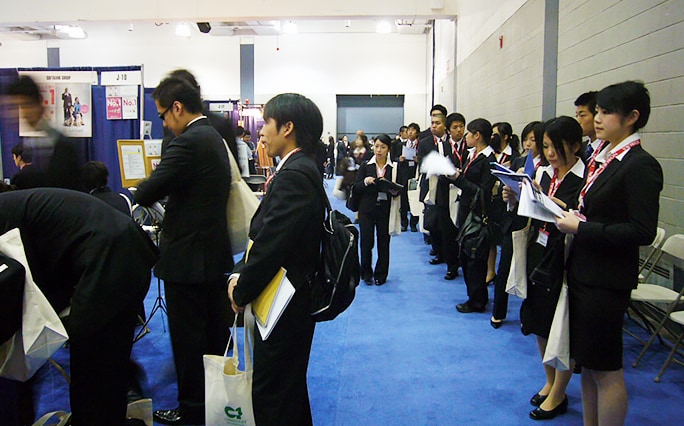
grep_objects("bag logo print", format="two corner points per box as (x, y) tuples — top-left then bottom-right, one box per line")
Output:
(225, 405), (243, 419)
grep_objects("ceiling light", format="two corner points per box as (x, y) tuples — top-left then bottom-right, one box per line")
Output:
(376, 21), (392, 34)
(282, 21), (298, 34)
(128, 23), (134, 32)
(54, 24), (87, 39)
(175, 23), (191, 38)
(344, 20), (351, 28)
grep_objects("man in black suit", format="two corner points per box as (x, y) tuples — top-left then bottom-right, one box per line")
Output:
(81, 161), (131, 215)
(390, 125), (412, 231)
(0, 188), (158, 426)
(417, 113), (460, 279)
(10, 144), (47, 189)
(134, 77), (233, 425)
(228, 93), (326, 426)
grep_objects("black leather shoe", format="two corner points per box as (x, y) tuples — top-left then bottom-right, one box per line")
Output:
(410, 226), (418, 232)
(530, 392), (549, 406)
(444, 270), (458, 280)
(455, 302), (486, 313)
(573, 364), (582, 374)
(529, 396), (568, 420)
(153, 407), (204, 425)
(429, 248), (437, 256)
(401, 226), (408, 232)
(374, 278), (386, 286)
(429, 256), (444, 265)
(490, 318), (503, 329)
(363, 276), (373, 285)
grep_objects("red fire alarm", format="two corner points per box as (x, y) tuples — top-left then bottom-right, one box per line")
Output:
(499, 35), (504, 49)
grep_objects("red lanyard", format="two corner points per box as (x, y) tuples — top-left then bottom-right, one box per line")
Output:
(450, 138), (462, 165)
(585, 140), (608, 177)
(579, 139), (640, 210)
(498, 153), (509, 164)
(464, 151), (478, 174)
(547, 169), (561, 198)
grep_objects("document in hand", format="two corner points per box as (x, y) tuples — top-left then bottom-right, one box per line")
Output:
(401, 145), (417, 160)
(252, 267), (295, 340)
(517, 179), (566, 222)
(375, 178), (404, 197)
(420, 151), (458, 177)
(490, 162), (531, 196)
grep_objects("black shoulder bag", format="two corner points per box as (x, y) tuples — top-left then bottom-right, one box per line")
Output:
(456, 188), (491, 260)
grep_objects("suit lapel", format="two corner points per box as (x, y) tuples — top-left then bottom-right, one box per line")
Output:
(584, 149), (635, 205)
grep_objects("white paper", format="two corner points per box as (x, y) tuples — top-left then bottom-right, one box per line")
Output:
(517, 179), (565, 222)
(401, 146), (417, 160)
(121, 145), (146, 180)
(420, 151), (457, 177)
(491, 170), (531, 195)
(255, 276), (295, 341)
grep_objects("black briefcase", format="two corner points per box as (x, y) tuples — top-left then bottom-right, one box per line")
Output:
(0, 254), (26, 344)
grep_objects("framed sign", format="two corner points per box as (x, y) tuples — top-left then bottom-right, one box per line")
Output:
(117, 140), (148, 187)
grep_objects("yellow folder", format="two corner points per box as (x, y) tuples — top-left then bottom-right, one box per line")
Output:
(252, 267), (287, 327)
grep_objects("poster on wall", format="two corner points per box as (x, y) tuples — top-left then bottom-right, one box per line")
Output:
(106, 85), (139, 120)
(18, 71), (96, 138)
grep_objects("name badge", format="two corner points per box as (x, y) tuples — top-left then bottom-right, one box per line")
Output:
(377, 192), (388, 201)
(408, 161), (415, 167)
(536, 228), (549, 247)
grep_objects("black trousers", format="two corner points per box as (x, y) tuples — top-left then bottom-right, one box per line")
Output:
(430, 206), (460, 272)
(460, 250), (489, 308)
(492, 231), (513, 320)
(359, 202), (391, 281)
(164, 279), (231, 416)
(69, 302), (139, 426)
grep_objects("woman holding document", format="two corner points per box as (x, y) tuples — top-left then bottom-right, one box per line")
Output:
(504, 116), (584, 420)
(451, 118), (497, 313)
(352, 133), (402, 285)
(556, 81), (663, 426)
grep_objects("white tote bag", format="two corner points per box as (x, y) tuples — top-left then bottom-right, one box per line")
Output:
(543, 280), (570, 371)
(224, 140), (260, 255)
(506, 221), (531, 299)
(0, 228), (69, 382)
(204, 309), (256, 426)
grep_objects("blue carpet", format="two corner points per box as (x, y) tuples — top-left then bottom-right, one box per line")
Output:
(11, 179), (684, 425)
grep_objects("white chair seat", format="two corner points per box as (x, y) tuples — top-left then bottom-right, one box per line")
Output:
(670, 311), (684, 326)
(631, 284), (680, 303)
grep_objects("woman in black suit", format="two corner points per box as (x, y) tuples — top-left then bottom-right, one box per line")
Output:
(352, 134), (401, 285)
(556, 81), (663, 425)
(451, 119), (497, 313)
(506, 117), (585, 420)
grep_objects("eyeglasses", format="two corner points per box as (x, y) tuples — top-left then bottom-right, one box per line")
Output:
(158, 103), (174, 121)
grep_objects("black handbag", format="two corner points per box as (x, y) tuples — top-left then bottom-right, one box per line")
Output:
(456, 189), (491, 260)
(528, 236), (565, 293)
(346, 189), (360, 212)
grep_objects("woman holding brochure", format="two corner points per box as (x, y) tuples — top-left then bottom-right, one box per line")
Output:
(505, 116), (585, 420)
(451, 118), (497, 313)
(352, 133), (402, 285)
(556, 81), (663, 425)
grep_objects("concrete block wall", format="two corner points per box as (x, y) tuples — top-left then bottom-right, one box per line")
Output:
(556, 0), (684, 237)
(455, 0), (545, 133)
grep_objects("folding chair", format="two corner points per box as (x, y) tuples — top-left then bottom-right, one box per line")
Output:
(631, 234), (684, 378)
(653, 308), (684, 382)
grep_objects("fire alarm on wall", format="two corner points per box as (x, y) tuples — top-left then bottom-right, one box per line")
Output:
(499, 35), (504, 49)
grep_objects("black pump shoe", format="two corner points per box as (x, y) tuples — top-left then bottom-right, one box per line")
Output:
(490, 318), (503, 329)
(529, 392), (548, 407)
(529, 396), (568, 421)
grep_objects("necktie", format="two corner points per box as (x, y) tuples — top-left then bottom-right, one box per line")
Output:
(586, 143), (594, 159)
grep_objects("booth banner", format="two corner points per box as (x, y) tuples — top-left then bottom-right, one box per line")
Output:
(106, 85), (139, 121)
(18, 71), (96, 138)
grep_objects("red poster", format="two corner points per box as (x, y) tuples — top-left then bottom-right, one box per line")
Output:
(107, 97), (122, 120)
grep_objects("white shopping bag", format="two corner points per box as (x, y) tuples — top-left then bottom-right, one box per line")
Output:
(204, 309), (256, 426)
(0, 228), (69, 382)
(506, 223), (531, 299)
(543, 280), (570, 371)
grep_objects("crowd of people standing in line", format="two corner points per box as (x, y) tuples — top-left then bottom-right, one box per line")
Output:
(330, 80), (663, 425)
(1, 73), (663, 426)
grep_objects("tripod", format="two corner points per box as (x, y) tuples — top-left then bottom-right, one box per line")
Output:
(134, 223), (168, 342)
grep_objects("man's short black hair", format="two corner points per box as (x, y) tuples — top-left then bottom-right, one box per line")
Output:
(81, 161), (109, 191)
(11, 144), (33, 163)
(168, 69), (201, 92)
(7, 75), (42, 104)
(407, 122), (421, 133)
(574, 91), (598, 116)
(430, 104), (447, 116)
(244, 130), (251, 136)
(263, 93), (323, 156)
(235, 126), (245, 137)
(152, 77), (203, 114)
(596, 81), (650, 131)
(446, 113), (466, 129)
(399, 125), (408, 133)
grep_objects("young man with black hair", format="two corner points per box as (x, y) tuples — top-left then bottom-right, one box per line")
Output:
(390, 125), (411, 231)
(574, 91), (600, 160)
(228, 93), (326, 426)
(10, 144), (47, 189)
(134, 76), (233, 425)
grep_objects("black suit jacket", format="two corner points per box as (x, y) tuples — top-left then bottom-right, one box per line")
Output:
(0, 189), (158, 338)
(568, 145), (663, 291)
(161, 109), (238, 160)
(453, 149), (497, 227)
(11, 164), (48, 189)
(134, 117), (233, 283)
(233, 151), (325, 305)
(351, 160), (397, 213)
